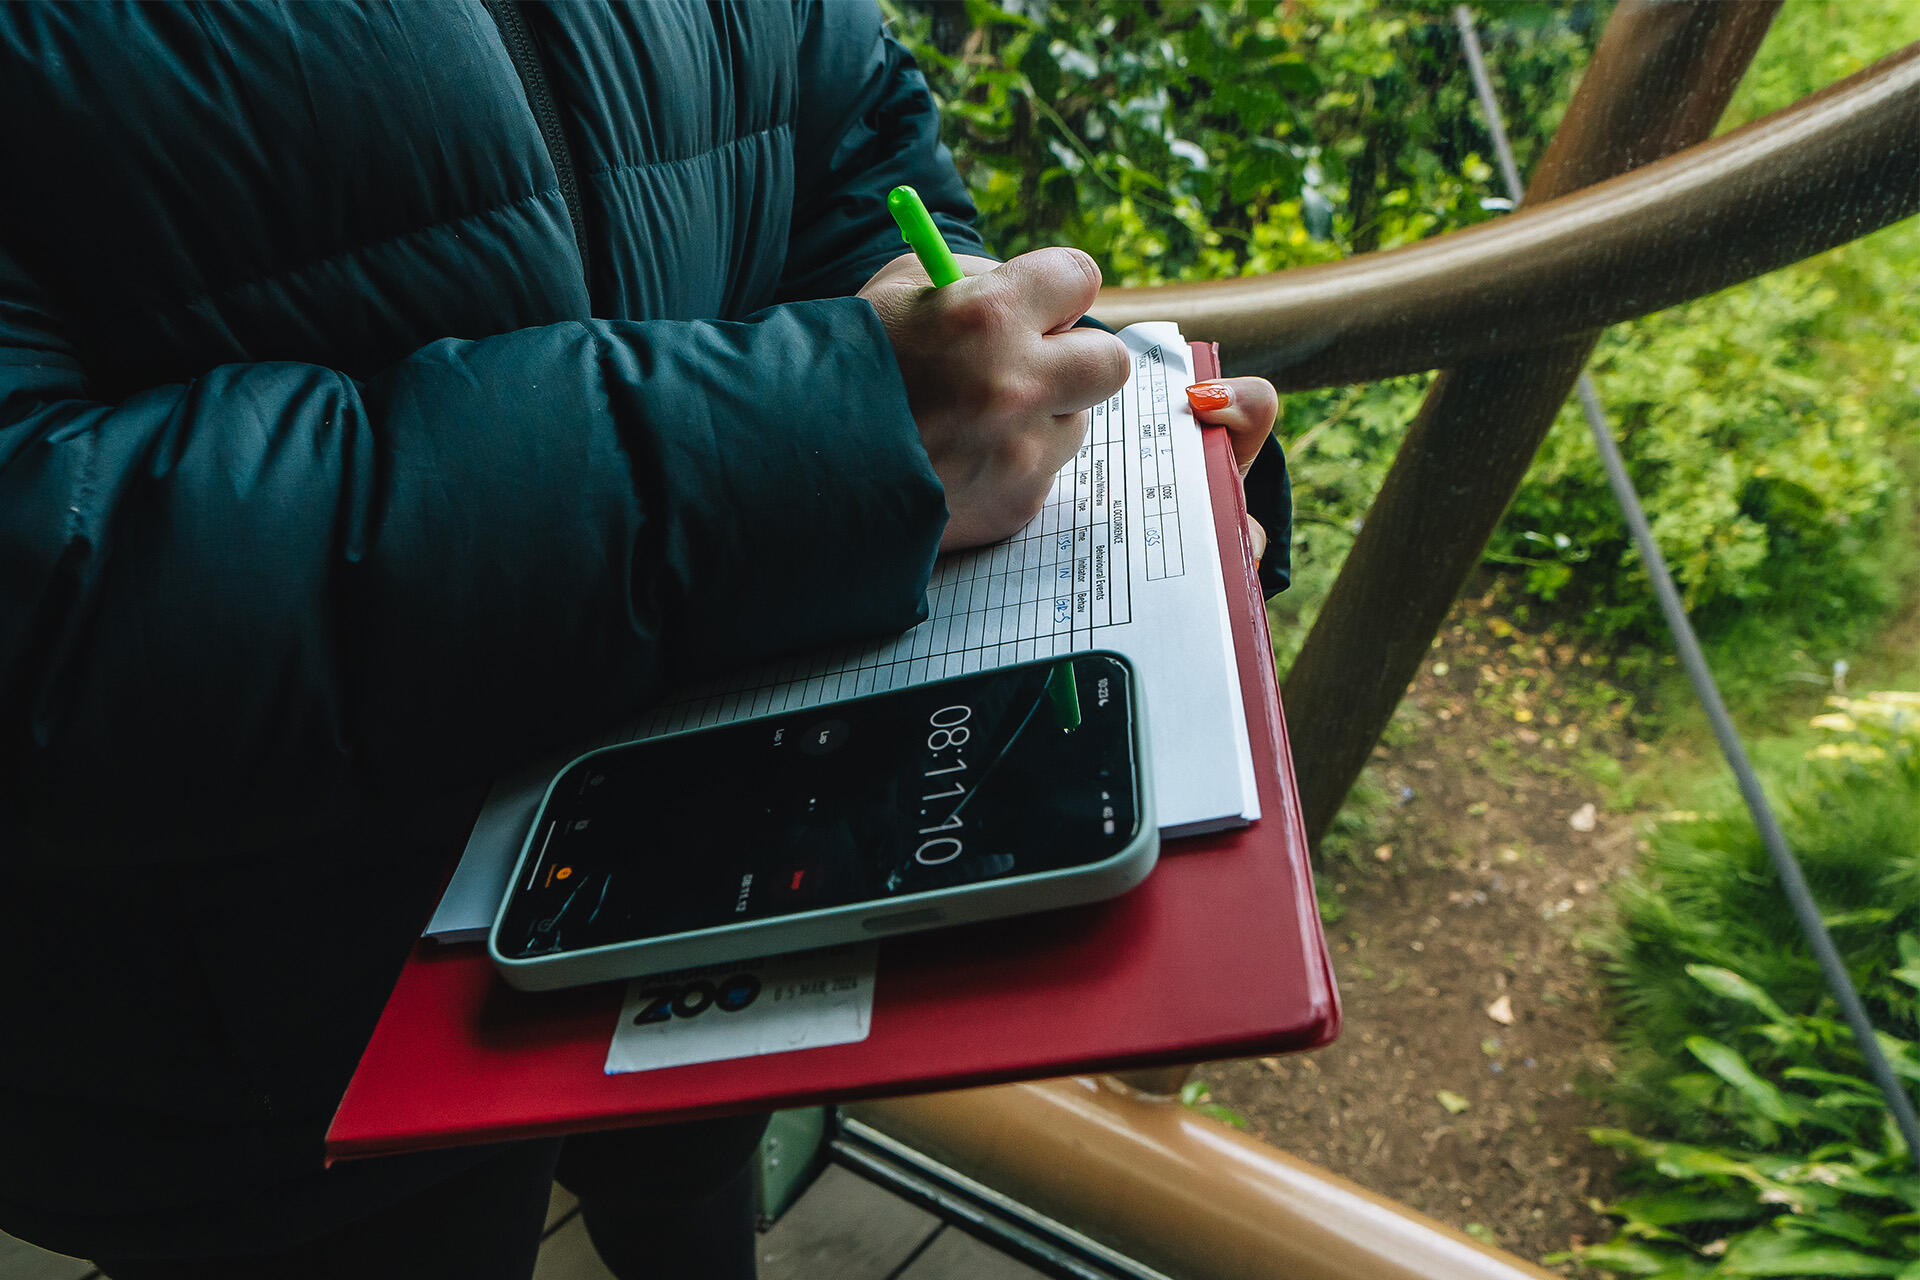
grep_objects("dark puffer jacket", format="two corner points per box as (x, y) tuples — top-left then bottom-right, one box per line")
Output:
(0, 0), (1291, 1258)
(0, 0), (978, 1253)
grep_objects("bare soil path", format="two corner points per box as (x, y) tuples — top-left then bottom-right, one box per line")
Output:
(1202, 596), (1651, 1267)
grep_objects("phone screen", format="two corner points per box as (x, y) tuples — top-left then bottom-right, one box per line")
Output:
(495, 653), (1140, 959)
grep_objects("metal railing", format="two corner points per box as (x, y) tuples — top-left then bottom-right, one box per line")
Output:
(853, 5), (1920, 1277)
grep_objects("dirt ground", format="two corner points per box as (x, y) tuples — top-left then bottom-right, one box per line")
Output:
(1200, 597), (1650, 1268)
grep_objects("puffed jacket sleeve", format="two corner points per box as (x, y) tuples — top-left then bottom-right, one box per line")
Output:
(0, 241), (946, 861)
(779, 0), (989, 302)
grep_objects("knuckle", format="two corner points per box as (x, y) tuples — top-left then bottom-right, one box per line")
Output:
(1010, 429), (1059, 484)
(1000, 435), (1041, 484)
(1021, 415), (1083, 485)
(984, 369), (1037, 420)
(944, 290), (1000, 338)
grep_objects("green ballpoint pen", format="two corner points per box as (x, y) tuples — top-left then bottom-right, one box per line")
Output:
(887, 185), (964, 287)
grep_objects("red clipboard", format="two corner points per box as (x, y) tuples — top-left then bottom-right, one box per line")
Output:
(325, 341), (1338, 1161)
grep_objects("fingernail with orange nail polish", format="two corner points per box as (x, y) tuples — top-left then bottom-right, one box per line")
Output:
(1186, 382), (1232, 412)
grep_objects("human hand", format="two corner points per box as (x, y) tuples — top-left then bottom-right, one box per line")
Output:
(859, 248), (1131, 552)
(1186, 378), (1280, 561)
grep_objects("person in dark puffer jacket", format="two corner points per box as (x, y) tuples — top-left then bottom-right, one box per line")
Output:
(0, 2), (1291, 1275)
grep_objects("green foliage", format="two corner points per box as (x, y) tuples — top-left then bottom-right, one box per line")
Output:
(887, 0), (1600, 285)
(888, 0), (1920, 667)
(1495, 243), (1917, 649)
(1180, 1077), (1252, 1129)
(1718, 0), (1916, 134)
(1486, 0), (1920, 653)
(885, 0), (1605, 659)
(1576, 697), (1920, 1277)
(1267, 374), (1432, 665)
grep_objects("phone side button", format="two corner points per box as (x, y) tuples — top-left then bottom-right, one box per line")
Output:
(862, 908), (944, 933)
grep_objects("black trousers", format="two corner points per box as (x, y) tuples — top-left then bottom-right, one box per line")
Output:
(92, 1113), (770, 1280)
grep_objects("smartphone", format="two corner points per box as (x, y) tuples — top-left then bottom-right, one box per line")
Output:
(488, 651), (1154, 990)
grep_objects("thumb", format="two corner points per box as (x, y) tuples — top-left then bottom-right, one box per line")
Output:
(988, 246), (1103, 334)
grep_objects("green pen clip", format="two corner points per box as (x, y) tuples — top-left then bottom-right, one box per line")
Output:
(887, 185), (965, 288)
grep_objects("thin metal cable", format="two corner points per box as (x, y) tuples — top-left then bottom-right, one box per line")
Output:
(1454, 4), (1920, 1169)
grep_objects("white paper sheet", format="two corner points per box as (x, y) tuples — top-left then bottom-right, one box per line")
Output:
(426, 322), (1257, 941)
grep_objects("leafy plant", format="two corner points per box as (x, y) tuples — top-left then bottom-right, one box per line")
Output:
(1492, 228), (1919, 655)
(1181, 1077), (1253, 1129)
(887, 0), (1920, 673)
(1489, 0), (1920, 656)
(1574, 696), (1920, 1277)
(887, 0), (1600, 287)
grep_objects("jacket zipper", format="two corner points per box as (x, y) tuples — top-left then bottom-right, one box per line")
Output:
(481, 0), (592, 288)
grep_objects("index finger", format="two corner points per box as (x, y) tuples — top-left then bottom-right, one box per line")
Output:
(1035, 327), (1132, 418)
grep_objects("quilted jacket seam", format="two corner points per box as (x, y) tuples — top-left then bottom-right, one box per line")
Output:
(170, 186), (566, 317)
(587, 122), (788, 186)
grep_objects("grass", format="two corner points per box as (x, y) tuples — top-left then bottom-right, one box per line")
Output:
(1617, 543), (1920, 818)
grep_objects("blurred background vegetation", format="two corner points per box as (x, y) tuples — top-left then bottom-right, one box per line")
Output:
(885, 0), (1919, 677)
(885, 0), (1920, 1273)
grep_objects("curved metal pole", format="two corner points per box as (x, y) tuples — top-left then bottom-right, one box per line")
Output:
(1094, 39), (1920, 391)
(853, 1079), (1562, 1280)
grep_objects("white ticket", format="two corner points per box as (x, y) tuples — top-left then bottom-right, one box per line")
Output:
(603, 944), (878, 1075)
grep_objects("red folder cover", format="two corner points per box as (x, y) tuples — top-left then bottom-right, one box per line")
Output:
(326, 341), (1338, 1161)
